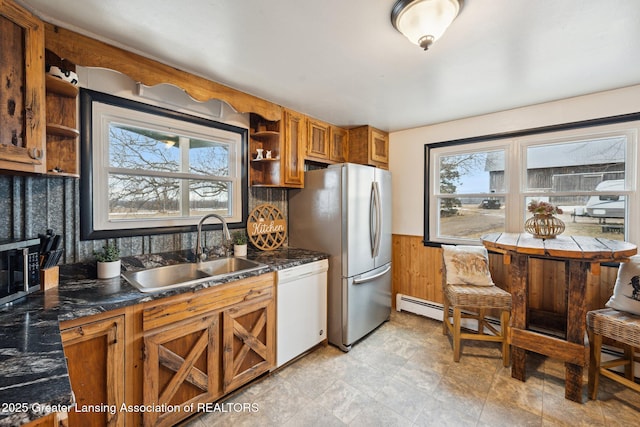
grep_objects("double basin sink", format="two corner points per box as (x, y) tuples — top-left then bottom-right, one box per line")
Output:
(121, 257), (268, 293)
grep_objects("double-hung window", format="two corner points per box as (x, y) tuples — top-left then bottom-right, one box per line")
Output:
(81, 89), (247, 239)
(426, 117), (639, 245)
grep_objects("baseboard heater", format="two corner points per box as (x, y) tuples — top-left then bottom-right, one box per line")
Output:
(396, 293), (638, 376)
(395, 293), (502, 333)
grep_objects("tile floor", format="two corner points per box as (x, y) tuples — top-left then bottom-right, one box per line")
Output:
(183, 310), (640, 426)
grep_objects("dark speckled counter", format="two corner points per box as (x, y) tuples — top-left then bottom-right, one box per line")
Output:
(0, 247), (327, 426)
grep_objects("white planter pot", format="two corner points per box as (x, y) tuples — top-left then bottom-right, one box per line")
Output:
(97, 260), (121, 279)
(234, 244), (247, 257)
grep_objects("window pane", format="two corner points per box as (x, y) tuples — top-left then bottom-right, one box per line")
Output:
(524, 196), (625, 241)
(109, 124), (181, 172)
(526, 137), (626, 192)
(190, 180), (230, 216)
(438, 196), (505, 239)
(84, 90), (246, 238)
(439, 150), (505, 194)
(525, 136), (626, 241)
(189, 138), (230, 176)
(108, 174), (180, 220)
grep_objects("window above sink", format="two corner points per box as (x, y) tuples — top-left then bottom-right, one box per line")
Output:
(80, 88), (249, 240)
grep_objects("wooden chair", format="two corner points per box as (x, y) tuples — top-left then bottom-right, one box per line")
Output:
(587, 308), (640, 399)
(441, 246), (512, 366)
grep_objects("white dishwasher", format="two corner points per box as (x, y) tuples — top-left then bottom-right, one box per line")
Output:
(275, 259), (329, 368)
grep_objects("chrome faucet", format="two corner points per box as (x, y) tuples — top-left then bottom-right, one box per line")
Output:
(195, 213), (231, 261)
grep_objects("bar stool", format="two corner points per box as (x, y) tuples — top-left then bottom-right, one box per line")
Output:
(587, 308), (640, 399)
(441, 245), (512, 366)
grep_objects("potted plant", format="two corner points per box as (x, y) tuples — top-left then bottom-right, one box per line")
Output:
(232, 230), (248, 257)
(94, 243), (121, 279)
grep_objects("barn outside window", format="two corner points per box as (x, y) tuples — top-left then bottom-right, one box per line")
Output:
(425, 117), (640, 245)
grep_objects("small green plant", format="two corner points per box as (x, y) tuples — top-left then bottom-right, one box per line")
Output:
(232, 230), (248, 245)
(94, 243), (120, 262)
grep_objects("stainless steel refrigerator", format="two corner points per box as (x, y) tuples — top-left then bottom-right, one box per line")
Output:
(288, 163), (392, 351)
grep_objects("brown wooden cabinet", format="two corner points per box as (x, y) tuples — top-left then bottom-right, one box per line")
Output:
(140, 273), (275, 426)
(329, 126), (349, 163)
(23, 412), (68, 427)
(143, 314), (222, 427)
(222, 297), (275, 392)
(249, 114), (282, 186)
(305, 118), (330, 162)
(250, 111), (307, 188)
(348, 125), (389, 169)
(0, 0), (46, 174)
(60, 314), (125, 427)
(282, 108), (305, 187)
(56, 274), (274, 427)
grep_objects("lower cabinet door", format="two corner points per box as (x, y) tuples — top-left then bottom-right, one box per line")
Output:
(143, 314), (221, 427)
(23, 412), (68, 427)
(222, 298), (275, 392)
(60, 315), (125, 427)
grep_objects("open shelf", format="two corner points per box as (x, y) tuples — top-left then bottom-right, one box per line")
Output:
(45, 75), (78, 98)
(44, 51), (79, 177)
(46, 123), (80, 138)
(249, 114), (283, 187)
(251, 157), (280, 162)
(252, 130), (280, 140)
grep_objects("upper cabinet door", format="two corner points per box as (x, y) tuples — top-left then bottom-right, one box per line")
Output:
(0, 0), (45, 174)
(370, 128), (389, 165)
(282, 108), (305, 188)
(348, 125), (389, 169)
(330, 126), (348, 163)
(306, 118), (330, 161)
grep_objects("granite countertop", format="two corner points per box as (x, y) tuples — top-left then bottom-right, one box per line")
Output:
(0, 247), (327, 426)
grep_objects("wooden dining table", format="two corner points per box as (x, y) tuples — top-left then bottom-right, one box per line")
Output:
(480, 232), (637, 402)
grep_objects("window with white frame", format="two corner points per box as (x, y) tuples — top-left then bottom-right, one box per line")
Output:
(80, 89), (247, 239)
(425, 116), (640, 245)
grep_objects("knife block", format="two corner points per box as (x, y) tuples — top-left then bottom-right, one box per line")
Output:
(40, 266), (60, 290)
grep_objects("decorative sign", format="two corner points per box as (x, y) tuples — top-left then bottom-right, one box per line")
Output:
(247, 204), (287, 251)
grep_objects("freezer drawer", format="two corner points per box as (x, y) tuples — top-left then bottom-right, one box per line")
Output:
(275, 260), (328, 368)
(340, 262), (391, 350)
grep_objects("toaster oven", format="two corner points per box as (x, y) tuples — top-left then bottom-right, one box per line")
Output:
(0, 238), (40, 305)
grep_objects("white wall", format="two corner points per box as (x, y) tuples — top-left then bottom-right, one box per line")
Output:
(389, 84), (640, 236)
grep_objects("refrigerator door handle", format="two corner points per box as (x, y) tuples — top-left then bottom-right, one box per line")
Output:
(372, 181), (382, 258)
(369, 183), (377, 257)
(353, 265), (392, 284)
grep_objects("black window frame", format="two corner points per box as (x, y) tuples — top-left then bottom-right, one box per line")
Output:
(79, 88), (248, 240)
(424, 111), (640, 246)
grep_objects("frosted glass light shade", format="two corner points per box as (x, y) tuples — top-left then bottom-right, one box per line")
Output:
(391, 0), (462, 50)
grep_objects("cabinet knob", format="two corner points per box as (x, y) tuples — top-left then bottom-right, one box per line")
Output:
(28, 147), (43, 160)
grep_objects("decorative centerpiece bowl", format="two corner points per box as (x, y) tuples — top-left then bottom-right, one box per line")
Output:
(524, 200), (565, 239)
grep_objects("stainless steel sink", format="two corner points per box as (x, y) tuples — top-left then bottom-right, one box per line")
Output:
(121, 257), (268, 293)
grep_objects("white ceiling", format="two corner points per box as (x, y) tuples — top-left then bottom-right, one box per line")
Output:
(18, 0), (640, 132)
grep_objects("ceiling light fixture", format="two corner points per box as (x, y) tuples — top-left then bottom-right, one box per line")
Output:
(391, 0), (463, 50)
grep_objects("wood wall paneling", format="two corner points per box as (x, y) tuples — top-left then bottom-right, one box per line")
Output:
(392, 235), (443, 305)
(392, 234), (619, 318)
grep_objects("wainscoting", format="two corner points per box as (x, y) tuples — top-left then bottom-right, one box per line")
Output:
(391, 234), (619, 318)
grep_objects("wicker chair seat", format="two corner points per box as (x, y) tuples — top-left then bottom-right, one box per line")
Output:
(445, 284), (512, 310)
(587, 308), (640, 349)
(587, 307), (640, 399)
